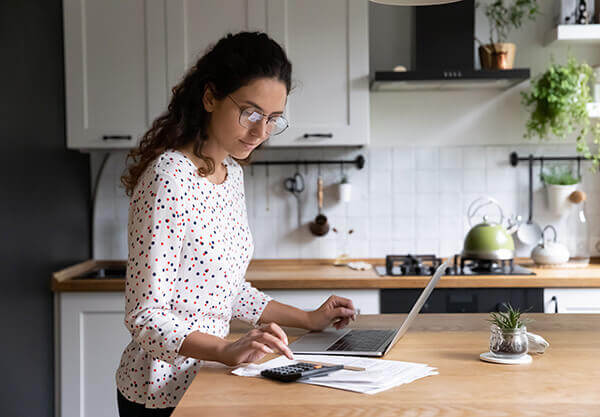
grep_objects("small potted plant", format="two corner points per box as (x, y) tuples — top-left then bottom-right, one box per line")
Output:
(487, 303), (531, 357)
(522, 56), (600, 170)
(475, 0), (540, 69)
(541, 164), (580, 217)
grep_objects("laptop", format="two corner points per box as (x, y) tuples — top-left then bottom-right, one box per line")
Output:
(289, 262), (449, 357)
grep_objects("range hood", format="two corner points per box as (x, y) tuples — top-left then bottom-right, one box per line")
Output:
(370, 0), (530, 91)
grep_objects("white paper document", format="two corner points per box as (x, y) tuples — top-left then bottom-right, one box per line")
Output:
(231, 354), (438, 394)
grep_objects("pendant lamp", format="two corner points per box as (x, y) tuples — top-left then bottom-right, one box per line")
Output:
(369, 0), (463, 5)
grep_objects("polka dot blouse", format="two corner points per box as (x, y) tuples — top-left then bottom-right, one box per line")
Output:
(116, 149), (272, 409)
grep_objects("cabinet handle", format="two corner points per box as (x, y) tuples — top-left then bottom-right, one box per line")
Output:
(550, 296), (559, 313)
(302, 133), (333, 139)
(102, 135), (132, 141)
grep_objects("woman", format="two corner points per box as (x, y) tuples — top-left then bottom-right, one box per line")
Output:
(116, 31), (356, 416)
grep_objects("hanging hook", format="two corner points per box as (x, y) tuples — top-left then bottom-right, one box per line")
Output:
(540, 158), (544, 181)
(577, 157), (582, 180)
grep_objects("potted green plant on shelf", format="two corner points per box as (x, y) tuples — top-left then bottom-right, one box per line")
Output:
(488, 303), (531, 357)
(475, 0), (540, 69)
(522, 56), (600, 171)
(541, 164), (581, 216)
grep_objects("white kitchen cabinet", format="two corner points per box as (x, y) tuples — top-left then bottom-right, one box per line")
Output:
(264, 0), (370, 147)
(264, 289), (380, 314)
(63, 0), (168, 150)
(54, 292), (129, 417)
(543, 288), (600, 313)
(164, 0), (268, 92)
(64, 0), (369, 150)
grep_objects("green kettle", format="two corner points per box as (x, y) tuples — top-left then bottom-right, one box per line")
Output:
(463, 197), (519, 260)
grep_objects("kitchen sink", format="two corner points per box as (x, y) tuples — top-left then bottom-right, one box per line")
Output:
(73, 266), (126, 280)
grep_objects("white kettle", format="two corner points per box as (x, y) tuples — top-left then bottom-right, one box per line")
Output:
(531, 225), (570, 266)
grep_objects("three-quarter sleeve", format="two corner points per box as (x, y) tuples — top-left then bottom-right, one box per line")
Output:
(232, 280), (273, 325)
(123, 168), (195, 365)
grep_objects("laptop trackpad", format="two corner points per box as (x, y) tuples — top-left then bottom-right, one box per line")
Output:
(289, 329), (348, 353)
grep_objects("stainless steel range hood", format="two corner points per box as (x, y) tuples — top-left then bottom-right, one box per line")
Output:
(370, 0), (530, 91)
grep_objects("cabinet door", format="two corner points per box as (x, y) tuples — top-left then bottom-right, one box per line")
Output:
(264, 0), (370, 147)
(63, 0), (167, 149)
(543, 288), (600, 313)
(56, 292), (129, 417)
(165, 0), (267, 91)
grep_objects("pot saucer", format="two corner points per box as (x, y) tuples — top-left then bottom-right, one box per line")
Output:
(479, 351), (532, 365)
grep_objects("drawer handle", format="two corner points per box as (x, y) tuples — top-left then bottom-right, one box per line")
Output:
(302, 133), (333, 139)
(550, 296), (558, 314)
(102, 135), (132, 141)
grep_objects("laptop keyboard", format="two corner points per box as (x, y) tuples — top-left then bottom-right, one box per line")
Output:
(326, 329), (396, 352)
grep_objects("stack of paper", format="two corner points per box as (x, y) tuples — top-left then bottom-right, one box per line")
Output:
(232, 354), (438, 394)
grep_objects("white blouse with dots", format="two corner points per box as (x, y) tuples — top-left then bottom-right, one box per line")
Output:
(116, 149), (272, 409)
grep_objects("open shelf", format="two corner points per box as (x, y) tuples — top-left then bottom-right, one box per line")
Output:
(546, 24), (600, 44)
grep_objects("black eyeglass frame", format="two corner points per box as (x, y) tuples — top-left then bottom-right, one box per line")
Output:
(227, 95), (289, 136)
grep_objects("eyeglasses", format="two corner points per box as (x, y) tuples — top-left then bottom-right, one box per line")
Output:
(227, 95), (289, 136)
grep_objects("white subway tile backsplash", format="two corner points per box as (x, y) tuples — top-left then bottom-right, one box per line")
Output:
(94, 144), (600, 260)
(463, 169), (486, 193)
(392, 217), (415, 240)
(392, 193), (415, 217)
(369, 216), (393, 240)
(415, 170), (439, 193)
(416, 147), (439, 170)
(369, 147), (392, 171)
(463, 146), (486, 169)
(392, 169), (415, 193)
(485, 146), (511, 169)
(440, 147), (463, 169)
(439, 169), (463, 192)
(439, 193), (462, 218)
(369, 170), (392, 195)
(416, 239), (440, 254)
(416, 217), (440, 239)
(416, 194), (439, 218)
(393, 147), (415, 170)
(370, 197), (393, 217)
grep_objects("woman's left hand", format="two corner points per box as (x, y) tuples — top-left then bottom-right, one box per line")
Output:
(307, 295), (357, 331)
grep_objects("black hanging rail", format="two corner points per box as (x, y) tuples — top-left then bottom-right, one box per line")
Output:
(509, 152), (586, 167)
(509, 151), (588, 178)
(250, 154), (366, 170)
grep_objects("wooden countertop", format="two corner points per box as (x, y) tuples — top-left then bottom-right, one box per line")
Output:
(51, 258), (600, 292)
(172, 313), (600, 417)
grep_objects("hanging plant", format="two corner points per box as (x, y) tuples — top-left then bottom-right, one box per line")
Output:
(522, 56), (600, 170)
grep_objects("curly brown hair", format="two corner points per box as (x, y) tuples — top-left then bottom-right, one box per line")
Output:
(120, 31), (292, 197)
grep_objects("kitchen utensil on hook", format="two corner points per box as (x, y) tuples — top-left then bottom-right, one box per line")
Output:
(339, 162), (352, 203)
(310, 163), (330, 236)
(517, 154), (542, 245)
(284, 166), (305, 228)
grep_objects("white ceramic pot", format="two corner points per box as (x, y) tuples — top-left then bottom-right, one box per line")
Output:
(545, 184), (578, 217)
(339, 182), (352, 203)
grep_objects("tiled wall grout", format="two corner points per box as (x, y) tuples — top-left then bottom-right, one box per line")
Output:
(93, 144), (600, 260)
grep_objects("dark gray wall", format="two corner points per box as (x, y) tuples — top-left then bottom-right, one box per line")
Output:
(0, 1), (91, 415)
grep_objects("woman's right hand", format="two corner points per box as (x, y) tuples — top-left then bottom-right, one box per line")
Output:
(218, 322), (294, 366)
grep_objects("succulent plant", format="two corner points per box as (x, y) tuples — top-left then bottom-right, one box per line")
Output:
(487, 303), (532, 330)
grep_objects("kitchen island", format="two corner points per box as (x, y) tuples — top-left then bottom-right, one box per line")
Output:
(51, 260), (600, 417)
(172, 313), (600, 417)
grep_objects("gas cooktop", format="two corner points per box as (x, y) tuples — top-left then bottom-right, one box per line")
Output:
(374, 254), (535, 277)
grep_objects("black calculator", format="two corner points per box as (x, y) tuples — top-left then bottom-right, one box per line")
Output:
(260, 362), (344, 382)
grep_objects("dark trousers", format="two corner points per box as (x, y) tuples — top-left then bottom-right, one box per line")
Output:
(117, 389), (175, 417)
